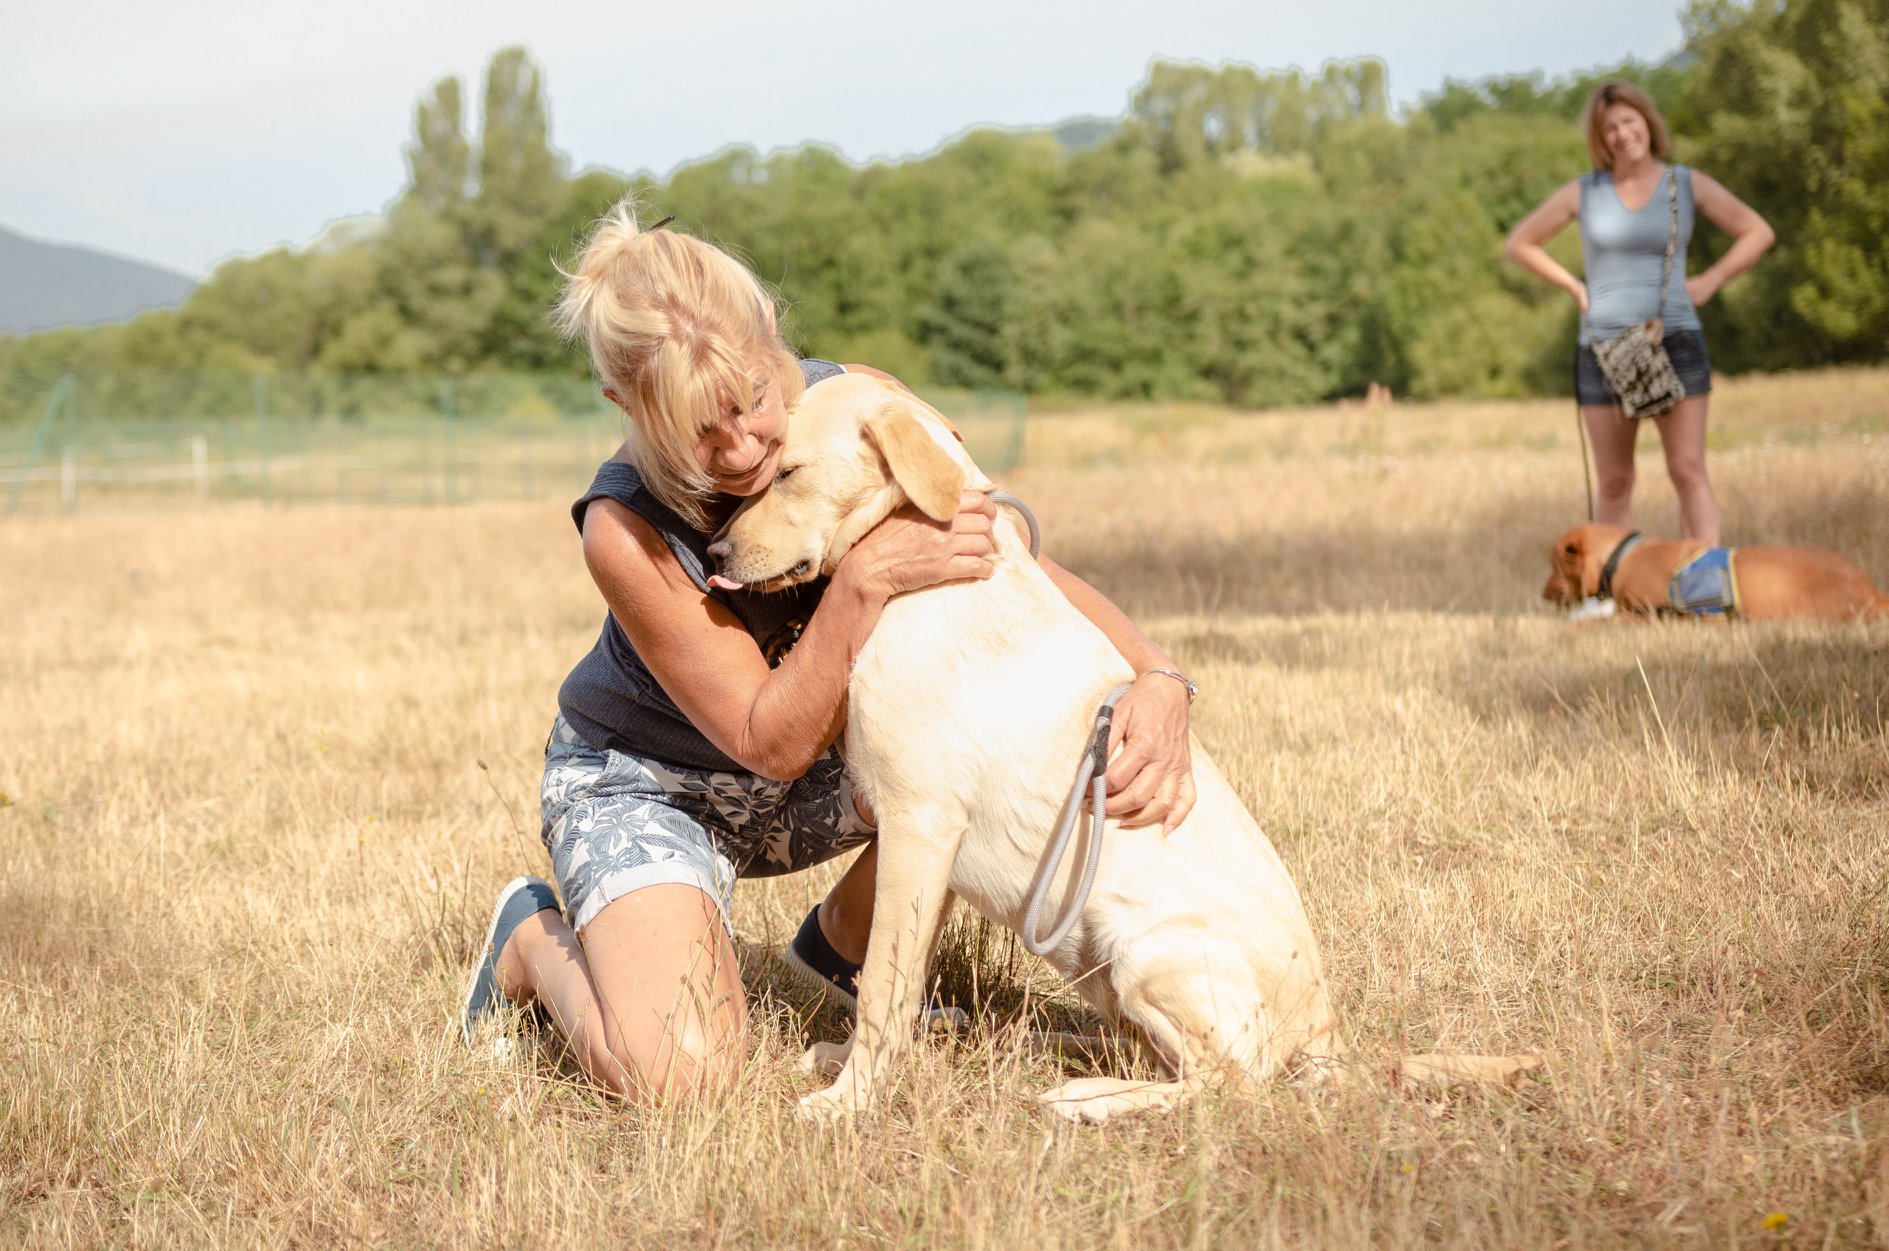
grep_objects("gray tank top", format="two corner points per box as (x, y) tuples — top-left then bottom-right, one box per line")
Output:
(557, 358), (846, 771)
(1578, 165), (1701, 345)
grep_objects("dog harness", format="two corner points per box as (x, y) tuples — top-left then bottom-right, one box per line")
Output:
(1666, 546), (1741, 617)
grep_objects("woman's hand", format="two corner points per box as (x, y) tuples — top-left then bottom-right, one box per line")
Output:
(1101, 672), (1197, 834)
(836, 490), (997, 602)
(1572, 281), (1590, 312)
(1685, 273), (1719, 307)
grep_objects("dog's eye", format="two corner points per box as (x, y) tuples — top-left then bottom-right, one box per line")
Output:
(774, 465), (797, 483)
(1563, 543), (1579, 556)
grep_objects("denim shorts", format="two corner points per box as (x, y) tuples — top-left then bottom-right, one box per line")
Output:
(539, 715), (875, 934)
(1575, 329), (1712, 408)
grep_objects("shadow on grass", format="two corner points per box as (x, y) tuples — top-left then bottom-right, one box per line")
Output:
(736, 915), (1110, 1045)
(1055, 494), (1589, 619)
(1458, 628), (1888, 802)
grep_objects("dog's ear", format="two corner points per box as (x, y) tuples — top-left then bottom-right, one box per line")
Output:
(863, 399), (965, 521)
(1556, 531), (1596, 597)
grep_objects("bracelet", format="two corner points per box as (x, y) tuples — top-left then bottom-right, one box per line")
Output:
(1139, 667), (1198, 704)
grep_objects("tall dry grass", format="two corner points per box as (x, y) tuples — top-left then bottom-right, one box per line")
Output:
(3, 368), (1887, 1247)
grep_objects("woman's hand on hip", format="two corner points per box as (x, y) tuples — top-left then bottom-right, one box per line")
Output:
(1572, 281), (1590, 312)
(838, 490), (997, 602)
(1101, 672), (1197, 834)
(1685, 273), (1719, 307)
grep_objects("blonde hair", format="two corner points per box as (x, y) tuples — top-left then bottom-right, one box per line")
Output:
(1583, 81), (1673, 171)
(554, 199), (803, 530)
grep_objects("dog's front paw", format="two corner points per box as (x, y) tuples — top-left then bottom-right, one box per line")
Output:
(1037, 1077), (1186, 1125)
(796, 1082), (863, 1124)
(796, 1039), (851, 1077)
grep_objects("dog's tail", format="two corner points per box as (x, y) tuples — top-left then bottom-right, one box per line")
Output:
(1868, 593), (1889, 622)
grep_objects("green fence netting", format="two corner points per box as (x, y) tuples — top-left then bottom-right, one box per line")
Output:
(0, 367), (1027, 516)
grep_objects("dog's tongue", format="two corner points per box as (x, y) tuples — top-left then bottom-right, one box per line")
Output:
(707, 574), (746, 591)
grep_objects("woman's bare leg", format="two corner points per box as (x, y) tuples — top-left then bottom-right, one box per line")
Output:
(1581, 403), (1639, 527)
(817, 842), (878, 965)
(496, 884), (747, 1102)
(1656, 394), (1720, 544)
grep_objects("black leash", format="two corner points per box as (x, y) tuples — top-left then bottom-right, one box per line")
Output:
(1577, 412), (1595, 523)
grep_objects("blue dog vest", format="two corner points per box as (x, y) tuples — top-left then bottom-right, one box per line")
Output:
(1667, 546), (1740, 617)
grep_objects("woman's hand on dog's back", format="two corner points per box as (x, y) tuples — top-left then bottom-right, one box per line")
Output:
(1102, 676), (1197, 834)
(836, 490), (998, 602)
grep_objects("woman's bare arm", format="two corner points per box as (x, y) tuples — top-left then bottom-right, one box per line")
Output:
(1685, 171), (1775, 306)
(582, 492), (996, 781)
(1503, 178), (1588, 308)
(1039, 555), (1197, 833)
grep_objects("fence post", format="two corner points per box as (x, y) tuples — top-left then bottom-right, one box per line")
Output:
(524, 426), (536, 501)
(192, 435), (208, 501)
(5, 373), (76, 517)
(440, 377), (456, 504)
(1003, 392), (1027, 472)
(253, 373), (271, 505)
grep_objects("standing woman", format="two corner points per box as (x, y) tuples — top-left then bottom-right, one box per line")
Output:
(458, 202), (1199, 1103)
(1506, 81), (1773, 555)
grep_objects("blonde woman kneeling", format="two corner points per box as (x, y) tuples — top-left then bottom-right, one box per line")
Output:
(460, 204), (1199, 1102)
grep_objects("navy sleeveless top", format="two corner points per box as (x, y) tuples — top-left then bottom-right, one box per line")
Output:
(1578, 164), (1702, 345)
(557, 358), (846, 770)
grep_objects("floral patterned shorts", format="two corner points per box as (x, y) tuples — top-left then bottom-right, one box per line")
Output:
(540, 715), (875, 934)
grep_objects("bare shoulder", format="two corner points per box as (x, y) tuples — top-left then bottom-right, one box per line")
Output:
(1684, 168), (1745, 211)
(1508, 178), (1583, 245)
(581, 497), (699, 603)
(1685, 167), (1727, 196)
(1682, 168), (1769, 231)
(1534, 176), (1583, 209)
(839, 363), (910, 391)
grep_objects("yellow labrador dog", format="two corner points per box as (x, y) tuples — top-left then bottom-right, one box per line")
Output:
(711, 375), (1538, 1123)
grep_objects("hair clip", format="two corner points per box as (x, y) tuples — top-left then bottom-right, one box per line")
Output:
(649, 214), (676, 231)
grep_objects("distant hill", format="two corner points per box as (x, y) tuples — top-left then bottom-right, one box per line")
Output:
(1048, 116), (1117, 152)
(0, 226), (195, 335)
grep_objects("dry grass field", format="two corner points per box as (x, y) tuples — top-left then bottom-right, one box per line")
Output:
(3, 368), (1887, 1248)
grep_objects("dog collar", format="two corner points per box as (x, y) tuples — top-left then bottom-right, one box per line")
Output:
(1597, 530), (1644, 600)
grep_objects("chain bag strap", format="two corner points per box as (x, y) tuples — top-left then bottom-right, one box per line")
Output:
(1586, 168), (1687, 421)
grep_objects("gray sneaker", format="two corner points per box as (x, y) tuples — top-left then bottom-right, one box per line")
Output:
(462, 876), (559, 1049)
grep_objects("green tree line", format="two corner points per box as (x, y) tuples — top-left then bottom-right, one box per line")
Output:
(3, 0), (1884, 406)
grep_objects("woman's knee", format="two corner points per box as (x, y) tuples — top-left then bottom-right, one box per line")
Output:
(572, 881), (748, 1100)
(1594, 460), (1636, 499)
(593, 1011), (742, 1102)
(1664, 449), (1711, 491)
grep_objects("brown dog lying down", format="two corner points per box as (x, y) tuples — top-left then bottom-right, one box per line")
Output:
(1543, 522), (1889, 622)
(711, 374), (1540, 1124)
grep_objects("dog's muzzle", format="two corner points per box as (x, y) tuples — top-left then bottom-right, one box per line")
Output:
(704, 537), (813, 592)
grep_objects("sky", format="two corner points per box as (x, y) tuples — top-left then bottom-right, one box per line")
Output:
(0, 0), (1688, 280)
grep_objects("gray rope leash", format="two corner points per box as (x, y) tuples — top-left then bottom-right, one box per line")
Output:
(981, 489), (1121, 956)
(1019, 682), (1133, 957)
(986, 491), (1040, 558)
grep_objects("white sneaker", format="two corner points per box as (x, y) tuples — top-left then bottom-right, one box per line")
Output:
(1564, 596), (1617, 623)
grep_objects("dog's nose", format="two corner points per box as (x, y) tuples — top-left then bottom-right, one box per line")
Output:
(707, 538), (732, 565)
